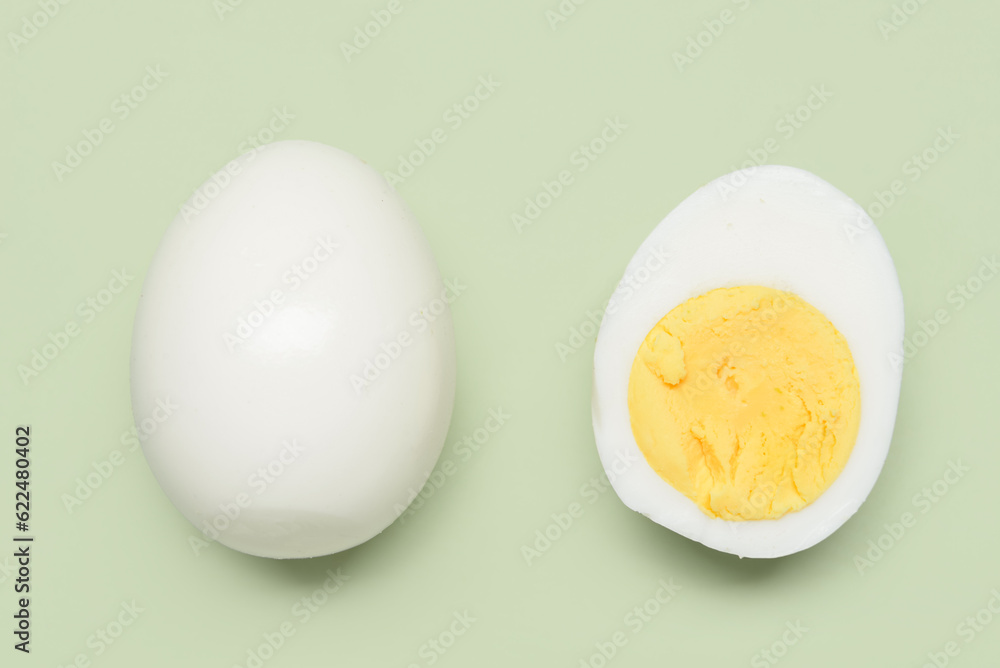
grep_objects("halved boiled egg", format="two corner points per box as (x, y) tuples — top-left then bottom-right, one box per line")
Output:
(592, 165), (904, 558)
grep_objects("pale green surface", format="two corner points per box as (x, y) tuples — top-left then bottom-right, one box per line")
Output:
(2, 1), (999, 666)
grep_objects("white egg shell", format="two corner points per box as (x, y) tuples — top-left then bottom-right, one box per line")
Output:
(592, 165), (904, 558)
(131, 140), (456, 559)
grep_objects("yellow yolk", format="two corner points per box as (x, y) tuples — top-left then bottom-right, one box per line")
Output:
(627, 286), (861, 521)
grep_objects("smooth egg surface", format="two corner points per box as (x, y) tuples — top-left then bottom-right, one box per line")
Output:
(131, 140), (456, 559)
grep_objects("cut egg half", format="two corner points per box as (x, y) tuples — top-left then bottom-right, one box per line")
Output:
(591, 165), (904, 558)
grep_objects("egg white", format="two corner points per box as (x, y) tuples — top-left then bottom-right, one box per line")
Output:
(592, 165), (904, 558)
(131, 141), (456, 559)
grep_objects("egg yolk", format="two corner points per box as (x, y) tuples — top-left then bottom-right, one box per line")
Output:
(627, 286), (861, 521)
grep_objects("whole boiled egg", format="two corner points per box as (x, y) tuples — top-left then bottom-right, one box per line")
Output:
(592, 165), (904, 558)
(131, 140), (455, 559)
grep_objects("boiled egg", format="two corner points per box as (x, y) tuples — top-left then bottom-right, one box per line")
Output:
(131, 140), (455, 559)
(592, 165), (904, 558)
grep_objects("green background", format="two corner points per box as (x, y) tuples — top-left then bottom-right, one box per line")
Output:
(2, 0), (999, 666)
